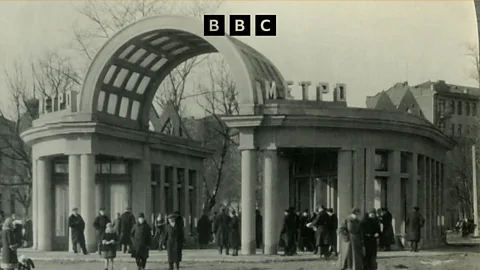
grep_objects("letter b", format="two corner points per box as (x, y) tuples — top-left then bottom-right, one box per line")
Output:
(229, 15), (251, 36)
(204, 15), (225, 36)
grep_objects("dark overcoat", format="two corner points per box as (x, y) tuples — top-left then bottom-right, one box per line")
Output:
(197, 214), (211, 245)
(327, 214), (338, 246)
(1, 228), (19, 269)
(213, 213), (230, 246)
(228, 216), (241, 249)
(165, 223), (184, 263)
(93, 215), (111, 244)
(338, 215), (364, 270)
(255, 213), (263, 244)
(12, 223), (23, 246)
(311, 210), (330, 246)
(361, 216), (381, 270)
(68, 214), (86, 243)
(130, 222), (152, 259)
(101, 231), (118, 259)
(281, 213), (297, 246)
(119, 211), (136, 245)
(379, 212), (395, 246)
(405, 211), (425, 242)
(23, 219), (33, 245)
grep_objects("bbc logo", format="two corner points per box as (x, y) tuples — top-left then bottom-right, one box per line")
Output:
(204, 15), (276, 37)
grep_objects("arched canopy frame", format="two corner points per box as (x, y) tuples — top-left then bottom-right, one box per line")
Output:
(79, 15), (286, 130)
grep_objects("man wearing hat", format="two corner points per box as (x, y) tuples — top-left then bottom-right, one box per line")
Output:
(405, 206), (425, 252)
(93, 207), (111, 255)
(119, 207), (136, 253)
(213, 207), (231, 255)
(362, 209), (381, 270)
(338, 208), (364, 270)
(308, 205), (330, 258)
(131, 213), (152, 270)
(67, 208), (88, 255)
(165, 213), (184, 270)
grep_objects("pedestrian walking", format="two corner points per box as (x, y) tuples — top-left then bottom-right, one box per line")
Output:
(165, 214), (184, 270)
(326, 208), (338, 256)
(405, 206), (425, 252)
(281, 208), (297, 256)
(297, 209), (310, 252)
(119, 207), (136, 254)
(228, 210), (240, 256)
(94, 208), (111, 255)
(255, 210), (263, 250)
(1, 218), (19, 270)
(308, 205), (330, 258)
(338, 208), (364, 270)
(130, 213), (152, 270)
(197, 212), (211, 249)
(68, 208), (88, 255)
(101, 223), (118, 270)
(361, 209), (381, 270)
(213, 207), (231, 255)
(379, 208), (395, 251)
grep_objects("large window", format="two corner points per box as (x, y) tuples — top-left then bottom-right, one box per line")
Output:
(375, 151), (388, 171)
(438, 99), (445, 114)
(457, 101), (463, 115)
(458, 124), (462, 136)
(96, 160), (128, 175)
(473, 103), (478, 116)
(449, 100), (455, 114)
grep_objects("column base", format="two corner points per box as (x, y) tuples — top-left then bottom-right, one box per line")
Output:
(241, 241), (256, 255)
(264, 245), (277, 255)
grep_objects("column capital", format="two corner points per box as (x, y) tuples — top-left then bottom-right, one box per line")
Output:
(238, 128), (256, 150)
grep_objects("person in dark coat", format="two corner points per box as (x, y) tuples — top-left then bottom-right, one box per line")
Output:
(228, 210), (240, 256)
(153, 213), (166, 251)
(68, 208), (88, 255)
(281, 208), (297, 256)
(405, 206), (425, 252)
(165, 214), (184, 270)
(213, 207), (231, 255)
(338, 208), (364, 270)
(255, 210), (263, 249)
(130, 213), (152, 270)
(101, 223), (117, 270)
(12, 219), (23, 247)
(94, 208), (111, 255)
(293, 209), (300, 254)
(361, 209), (381, 270)
(297, 209), (310, 252)
(379, 208), (395, 251)
(308, 205), (330, 258)
(119, 207), (136, 254)
(173, 211), (184, 230)
(23, 216), (33, 248)
(1, 218), (19, 270)
(197, 212), (211, 249)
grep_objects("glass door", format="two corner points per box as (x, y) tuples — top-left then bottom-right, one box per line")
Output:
(109, 183), (130, 220)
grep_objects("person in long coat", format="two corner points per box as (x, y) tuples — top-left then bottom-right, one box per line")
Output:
(255, 210), (263, 249)
(361, 209), (381, 270)
(405, 206), (425, 252)
(165, 214), (184, 270)
(327, 208), (338, 256)
(197, 212), (211, 249)
(1, 218), (19, 270)
(23, 216), (33, 248)
(338, 208), (364, 270)
(298, 209), (310, 252)
(228, 210), (240, 256)
(213, 207), (231, 255)
(119, 207), (136, 254)
(101, 223), (118, 270)
(93, 208), (111, 255)
(308, 205), (330, 258)
(68, 208), (88, 254)
(130, 213), (151, 270)
(379, 208), (395, 251)
(281, 208), (297, 256)
(12, 219), (23, 247)
(153, 213), (166, 251)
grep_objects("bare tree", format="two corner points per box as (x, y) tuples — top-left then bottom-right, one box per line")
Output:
(71, 0), (221, 115)
(195, 56), (240, 213)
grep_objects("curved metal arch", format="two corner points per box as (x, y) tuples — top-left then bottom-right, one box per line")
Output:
(79, 15), (286, 129)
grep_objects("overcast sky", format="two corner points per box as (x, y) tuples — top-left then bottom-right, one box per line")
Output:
(0, 1), (477, 116)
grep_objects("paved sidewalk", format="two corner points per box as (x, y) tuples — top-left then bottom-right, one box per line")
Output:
(17, 247), (477, 263)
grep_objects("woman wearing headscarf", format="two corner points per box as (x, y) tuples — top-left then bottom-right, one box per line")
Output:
(165, 213), (184, 270)
(130, 213), (152, 270)
(101, 223), (118, 270)
(1, 218), (19, 270)
(338, 208), (364, 270)
(361, 209), (381, 270)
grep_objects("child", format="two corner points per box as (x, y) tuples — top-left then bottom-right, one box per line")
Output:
(18, 255), (35, 270)
(101, 223), (118, 270)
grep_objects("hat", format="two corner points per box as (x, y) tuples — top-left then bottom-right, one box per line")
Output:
(369, 209), (377, 214)
(351, 208), (361, 214)
(167, 214), (177, 220)
(327, 208), (334, 213)
(138, 213), (145, 218)
(413, 206), (420, 211)
(99, 207), (105, 211)
(72, 207), (78, 211)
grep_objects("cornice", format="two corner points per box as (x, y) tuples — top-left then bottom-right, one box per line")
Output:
(221, 115), (264, 128)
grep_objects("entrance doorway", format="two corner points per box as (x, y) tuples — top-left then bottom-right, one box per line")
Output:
(109, 183), (130, 220)
(53, 182), (69, 251)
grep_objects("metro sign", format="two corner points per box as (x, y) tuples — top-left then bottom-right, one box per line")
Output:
(258, 80), (331, 102)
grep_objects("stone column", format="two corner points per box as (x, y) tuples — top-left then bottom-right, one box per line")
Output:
(374, 179), (382, 210)
(184, 169), (191, 235)
(353, 149), (366, 211)
(429, 158), (434, 243)
(387, 151), (401, 236)
(419, 156), (427, 248)
(68, 155), (81, 252)
(172, 168), (179, 212)
(263, 150), (278, 255)
(159, 165), (166, 214)
(337, 150), (353, 252)
(80, 154), (96, 252)
(132, 146), (153, 222)
(37, 158), (53, 251)
(32, 158), (38, 249)
(241, 150), (257, 255)
(196, 166), (204, 220)
(407, 153), (418, 209)
(364, 148), (376, 212)
(95, 182), (104, 211)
